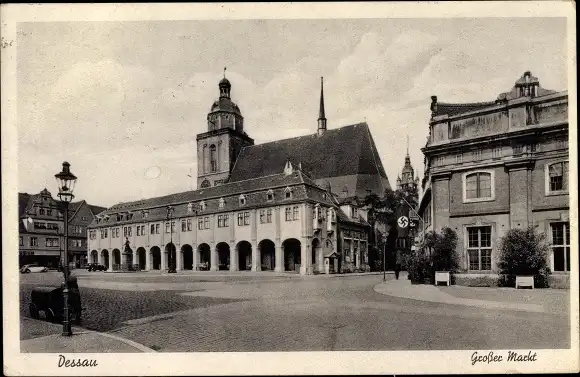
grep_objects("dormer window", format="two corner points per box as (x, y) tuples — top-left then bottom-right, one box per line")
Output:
(266, 190), (274, 202)
(219, 198), (225, 208)
(142, 210), (149, 218)
(351, 207), (358, 219)
(239, 194), (246, 206)
(199, 201), (206, 211)
(284, 187), (292, 199)
(328, 208), (336, 223)
(187, 202), (193, 213)
(116, 214), (122, 222)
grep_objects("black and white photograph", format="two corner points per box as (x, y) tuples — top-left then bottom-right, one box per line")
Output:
(2, 2), (577, 375)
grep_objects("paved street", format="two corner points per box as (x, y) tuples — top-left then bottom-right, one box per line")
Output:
(20, 270), (570, 352)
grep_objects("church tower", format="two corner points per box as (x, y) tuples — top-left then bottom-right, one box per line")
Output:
(396, 136), (420, 191)
(196, 71), (254, 188)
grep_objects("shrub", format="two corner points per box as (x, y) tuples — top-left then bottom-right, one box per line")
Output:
(497, 226), (551, 288)
(405, 252), (432, 284)
(429, 227), (459, 273)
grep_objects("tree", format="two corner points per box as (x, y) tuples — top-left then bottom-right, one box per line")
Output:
(498, 226), (551, 288)
(406, 227), (458, 284)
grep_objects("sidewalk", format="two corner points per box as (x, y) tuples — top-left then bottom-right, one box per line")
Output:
(373, 274), (553, 314)
(20, 318), (155, 353)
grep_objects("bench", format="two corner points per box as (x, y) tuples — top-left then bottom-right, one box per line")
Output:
(435, 271), (450, 286)
(515, 276), (534, 289)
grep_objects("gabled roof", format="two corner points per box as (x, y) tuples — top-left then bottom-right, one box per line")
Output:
(229, 123), (390, 197)
(90, 170), (335, 228)
(89, 204), (107, 216)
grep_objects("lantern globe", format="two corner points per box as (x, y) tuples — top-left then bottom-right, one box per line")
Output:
(54, 161), (77, 203)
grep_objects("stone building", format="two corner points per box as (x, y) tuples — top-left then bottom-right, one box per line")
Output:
(417, 71), (569, 286)
(87, 77), (390, 274)
(19, 189), (106, 268)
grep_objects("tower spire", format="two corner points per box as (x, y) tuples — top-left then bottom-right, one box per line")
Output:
(406, 135), (409, 156)
(223, 66), (227, 79)
(317, 77), (327, 136)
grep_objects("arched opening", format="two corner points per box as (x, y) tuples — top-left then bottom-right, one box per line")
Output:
(216, 242), (230, 270)
(137, 247), (146, 270)
(236, 241), (252, 271)
(197, 243), (211, 270)
(259, 239), (276, 271)
(112, 249), (121, 271)
(150, 246), (161, 270)
(210, 144), (217, 172)
(282, 238), (301, 272)
(182, 244), (194, 270)
(101, 249), (109, 268)
(91, 250), (98, 264)
(165, 243), (176, 271)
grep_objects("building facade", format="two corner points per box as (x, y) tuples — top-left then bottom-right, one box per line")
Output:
(417, 71), (569, 284)
(87, 77), (388, 275)
(19, 189), (106, 268)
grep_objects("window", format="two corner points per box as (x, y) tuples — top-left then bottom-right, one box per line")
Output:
(472, 148), (483, 160)
(187, 219), (192, 231)
(181, 220), (187, 232)
(19, 236), (23, 246)
(171, 222), (175, 233)
(284, 187), (292, 199)
(266, 209), (272, 223)
(150, 224), (155, 234)
(198, 218), (204, 230)
(219, 198), (225, 208)
(30, 237), (38, 246)
(137, 226), (141, 236)
(46, 238), (59, 247)
(237, 211), (250, 226)
(463, 171), (493, 201)
(47, 209), (52, 216)
(292, 206), (299, 220)
(239, 195), (246, 206)
(259, 210), (265, 224)
(467, 226), (492, 271)
(166, 222), (170, 233)
(81, 216), (87, 221)
(141, 225), (146, 235)
(39, 208), (45, 215)
(266, 190), (274, 202)
(492, 146), (502, 159)
(210, 144), (217, 172)
(352, 207), (358, 219)
(551, 222), (570, 272)
(187, 203), (193, 213)
(285, 207), (292, 221)
(71, 239), (82, 248)
(455, 152), (463, 164)
(546, 161), (569, 193)
(124, 226), (128, 237)
(218, 214), (229, 228)
(204, 217), (210, 229)
(47, 223), (58, 231)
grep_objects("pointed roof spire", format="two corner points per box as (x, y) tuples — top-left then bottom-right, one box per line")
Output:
(223, 66), (227, 79)
(406, 134), (409, 156)
(318, 77), (326, 120)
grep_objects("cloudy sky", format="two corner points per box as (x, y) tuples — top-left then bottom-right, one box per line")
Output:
(16, 17), (567, 207)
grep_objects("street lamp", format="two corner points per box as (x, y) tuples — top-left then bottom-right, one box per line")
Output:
(166, 206), (176, 273)
(382, 232), (388, 282)
(54, 161), (77, 337)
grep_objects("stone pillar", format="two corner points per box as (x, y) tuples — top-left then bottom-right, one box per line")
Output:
(191, 244), (198, 270)
(210, 243), (218, 271)
(161, 250), (167, 271)
(252, 241), (260, 271)
(275, 243), (283, 272)
(507, 161), (534, 229)
(145, 249), (151, 270)
(176, 247), (183, 271)
(300, 237), (309, 275)
(108, 251), (114, 271)
(98, 251), (103, 265)
(230, 242), (238, 271)
(132, 249), (137, 270)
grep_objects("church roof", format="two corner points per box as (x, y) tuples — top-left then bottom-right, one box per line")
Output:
(228, 122), (390, 197)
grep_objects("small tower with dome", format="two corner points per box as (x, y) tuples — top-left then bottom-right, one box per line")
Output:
(196, 69), (254, 188)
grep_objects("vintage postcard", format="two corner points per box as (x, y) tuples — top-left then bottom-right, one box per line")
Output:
(2, 2), (578, 376)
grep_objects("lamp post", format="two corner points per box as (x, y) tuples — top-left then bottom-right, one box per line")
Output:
(166, 206), (176, 273)
(54, 161), (77, 337)
(382, 232), (388, 282)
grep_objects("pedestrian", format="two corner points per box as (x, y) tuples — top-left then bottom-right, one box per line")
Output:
(395, 263), (401, 280)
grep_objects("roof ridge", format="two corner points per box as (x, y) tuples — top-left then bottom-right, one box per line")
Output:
(437, 100), (497, 107)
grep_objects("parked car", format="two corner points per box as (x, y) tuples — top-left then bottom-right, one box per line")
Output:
(87, 263), (107, 272)
(20, 264), (48, 273)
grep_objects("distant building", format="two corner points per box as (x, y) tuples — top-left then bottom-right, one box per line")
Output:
(417, 71), (569, 285)
(87, 76), (391, 274)
(19, 189), (106, 268)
